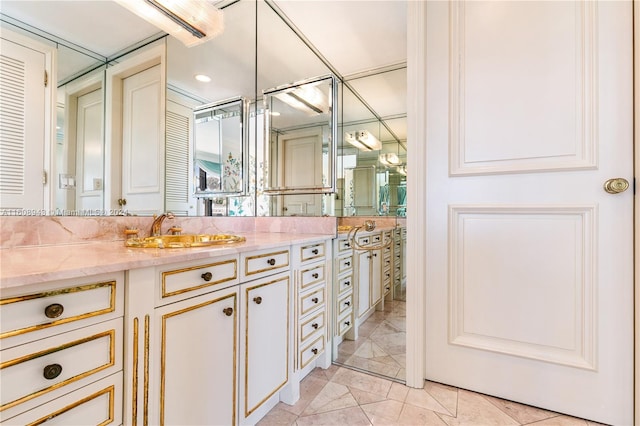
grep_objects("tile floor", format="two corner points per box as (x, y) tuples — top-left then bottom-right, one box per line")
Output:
(259, 298), (603, 426)
(336, 298), (407, 381)
(258, 366), (605, 426)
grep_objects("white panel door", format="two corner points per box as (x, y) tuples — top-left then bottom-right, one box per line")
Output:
(0, 37), (45, 211)
(75, 88), (103, 211)
(281, 130), (322, 216)
(121, 64), (163, 215)
(424, 2), (633, 425)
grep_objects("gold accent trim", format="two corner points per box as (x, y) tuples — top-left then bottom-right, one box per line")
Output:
(244, 250), (289, 276)
(160, 292), (238, 425)
(143, 315), (150, 426)
(27, 385), (115, 426)
(299, 265), (325, 290)
(300, 243), (325, 262)
(0, 281), (117, 339)
(161, 259), (238, 298)
(132, 317), (139, 426)
(244, 276), (290, 418)
(0, 329), (116, 412)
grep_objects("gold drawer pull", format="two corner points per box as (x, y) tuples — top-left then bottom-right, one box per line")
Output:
(267, 258), (276, 266)
(43, 363), (63, 380)
(253, 296), (263, 305)
(312, 273), (319, 279)
(223, 307), (233, 316)
(201, 272), (213, 281)
(311, 348), (318, 355)
(44, 303), (64, 319)
(312, 323), (319, 329)
(311, 297), (319, 304)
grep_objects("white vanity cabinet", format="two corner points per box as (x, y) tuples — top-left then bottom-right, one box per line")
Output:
(355, 232), (382, 325)
(0, 272), (124, 425)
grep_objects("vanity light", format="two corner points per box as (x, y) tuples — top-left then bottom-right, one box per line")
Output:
(345, 129), (382, 151)
(396, 165), (407, 175)
(195, 74), (211, 82)
(270, 111), (281, 116)
(274, 84), (328, 115)
(114, 0), (224, 47)
(379, 152), (400, 166)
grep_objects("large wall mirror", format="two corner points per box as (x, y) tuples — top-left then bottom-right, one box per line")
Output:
(0, 0), (405, 219)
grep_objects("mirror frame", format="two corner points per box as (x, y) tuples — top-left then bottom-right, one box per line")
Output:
(262, 74), (338, 195)
(193, 96), (250, 198)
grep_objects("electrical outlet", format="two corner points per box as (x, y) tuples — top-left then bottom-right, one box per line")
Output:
(93, 178), (103, 190)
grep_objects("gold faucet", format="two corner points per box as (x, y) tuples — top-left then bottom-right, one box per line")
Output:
(151, 212), (175, 236)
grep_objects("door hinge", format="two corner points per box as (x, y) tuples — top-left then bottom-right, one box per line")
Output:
(44, 70), (48, 87)
(42, 170), (47, 185)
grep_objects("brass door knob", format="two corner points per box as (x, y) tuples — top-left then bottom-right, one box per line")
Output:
(267, 258), (276, 266)
(603, 178), (629, 194)
(201, 272), (213, 281)
(223, 307), (233, 316)
(43, 363), (63, 380)
(253, 296), (262, 304)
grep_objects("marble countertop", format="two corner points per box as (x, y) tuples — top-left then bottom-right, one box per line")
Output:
(0, 232), (333, 289)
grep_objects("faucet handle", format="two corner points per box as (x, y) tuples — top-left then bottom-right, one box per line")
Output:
(124, 228), (139, 239)
(168, 226), (182, 235)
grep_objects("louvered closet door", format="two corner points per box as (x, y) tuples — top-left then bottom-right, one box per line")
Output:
(0, 37), (45, 210)
(165, 99), (194, 215)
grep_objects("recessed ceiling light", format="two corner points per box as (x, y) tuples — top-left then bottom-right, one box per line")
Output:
(195, 74), (211, 83)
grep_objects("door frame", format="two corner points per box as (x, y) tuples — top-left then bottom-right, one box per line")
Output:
(405, 1), (638, 421)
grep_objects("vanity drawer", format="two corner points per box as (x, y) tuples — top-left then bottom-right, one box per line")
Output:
(0, 318), (122, 415)
(337, 255), (353, 274)
(159, 256), (239, 301)
(299, 242), (326, 263)
(0, 274), (122, 344)
(337, 293), (353, 317)
(300, 264), (325, 291)
(299, 287), (324, 317)
(337, 312), (353, 336)
(242, 248), (290, 280)
(299, 335), (324, 370)
(337, 239), (352, 253)
(299, 309), (325, 344)
(3, 373), (123, 426)
(337, 274), (353, 296)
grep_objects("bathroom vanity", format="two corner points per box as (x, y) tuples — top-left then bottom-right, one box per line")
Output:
(0, 231), (332, 425)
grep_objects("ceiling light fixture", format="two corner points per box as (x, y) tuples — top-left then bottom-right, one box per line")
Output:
(345, 130), (382, 151)
(114, 0), (224, 47)
(379, 152), (400, 166)
(194, 74), (211, 82)
(274, 84), (328, 116)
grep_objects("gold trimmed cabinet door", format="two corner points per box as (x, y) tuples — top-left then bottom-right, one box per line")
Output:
(239, 271), (290, 425)
(154, 286), (239, 426)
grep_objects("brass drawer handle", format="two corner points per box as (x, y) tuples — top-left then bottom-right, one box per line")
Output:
(312, 323), (319, 329)
(223, 307), (233, 316)
(311, 297), (319, 304)
(253, 296), (262, 305)
(43, 363), (63, 380)
(311, 348), (318, 355)
(201, 272), (213, 281)
(312, 273), (319, 279)
(267, 258), (276, 266)
(44, 303), (64, 319)
(311, 249), (319, 255)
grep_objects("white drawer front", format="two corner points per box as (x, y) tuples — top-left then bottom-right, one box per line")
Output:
(337, 256), (353, 274)
(337, 239), (352, 253)
(160, 256), (238, 299)
(299, 309), (325, 344)
(337, 293), (353, 317)
(0, 319), (122, 413)
(300, 264), (325, 291)
(1, 280), (119, 341)
(3, 373), (123, 426)
(337, 313), (353, 336)
(242, 248), (290, 279)
(299, 287), (324, 317)
(299, 335), (324, 370)
(337, 274), (353, 295)
(299, 242), (325, 263)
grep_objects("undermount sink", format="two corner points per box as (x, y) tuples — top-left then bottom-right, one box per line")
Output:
(125, 234), (246, 249)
